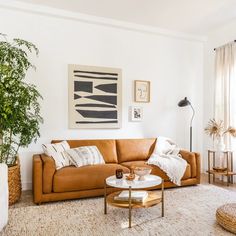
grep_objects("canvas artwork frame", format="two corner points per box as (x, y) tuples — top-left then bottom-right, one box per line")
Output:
(134, 80), (150, 103)
(68, 64), (122, 129)
(131, 106), (143, 122)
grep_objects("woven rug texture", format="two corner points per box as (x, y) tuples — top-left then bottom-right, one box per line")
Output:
(0, 184), (235, 236)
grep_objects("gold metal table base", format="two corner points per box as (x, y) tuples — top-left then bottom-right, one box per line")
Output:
(104, 180), (164, 228)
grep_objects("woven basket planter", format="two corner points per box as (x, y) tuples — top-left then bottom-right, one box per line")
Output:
(8, 158), (22, 205)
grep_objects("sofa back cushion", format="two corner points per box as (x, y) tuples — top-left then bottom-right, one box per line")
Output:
(116, 138), (156, 163)
(52, 139), (118, 163)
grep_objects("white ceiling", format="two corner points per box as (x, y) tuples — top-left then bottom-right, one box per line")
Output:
(14, 0), (236, 35)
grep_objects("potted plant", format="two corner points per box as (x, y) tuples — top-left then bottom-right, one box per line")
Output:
(205, 119), (236, 151)
(0, 34), (43, 205)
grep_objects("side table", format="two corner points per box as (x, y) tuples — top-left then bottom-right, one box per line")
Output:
(207, 150), (235, 186)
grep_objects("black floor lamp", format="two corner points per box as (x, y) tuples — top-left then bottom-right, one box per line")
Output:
(178, 97), (195, 152)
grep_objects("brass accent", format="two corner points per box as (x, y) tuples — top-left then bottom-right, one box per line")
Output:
(162, 179), (164, 217)
(129, 186), (131, 228)
(104, 180), (107, 214)
(227, 152), (229, 186)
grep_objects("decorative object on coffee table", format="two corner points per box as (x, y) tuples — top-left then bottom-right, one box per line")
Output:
(216, 203), (236, 234)
(134, 167), (152, 181)
(207, 150), (236, 186)
(0, 34), (43, 205)
(134, 80), (150, 103)
(104, 174), (164, 228)
(116, 169), (123, 179)
(178, 97), (195, 152)
(125, 166), (135, 180)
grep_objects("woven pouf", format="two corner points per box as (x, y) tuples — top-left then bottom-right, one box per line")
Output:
(216, 203), (236, 234)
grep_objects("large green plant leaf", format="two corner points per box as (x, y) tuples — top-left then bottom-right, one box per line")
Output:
(0, 34), (43, 165)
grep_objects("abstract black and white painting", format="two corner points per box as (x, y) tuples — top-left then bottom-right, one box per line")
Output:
(68, 64), (122, 129)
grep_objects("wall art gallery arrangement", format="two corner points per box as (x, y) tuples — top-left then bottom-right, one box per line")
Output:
(131, 106), (143, 122)
(134, 80), (150, 103)
(68, 64), (122, 129)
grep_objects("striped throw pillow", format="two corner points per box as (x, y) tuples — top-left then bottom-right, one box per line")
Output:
(42, 141), (71, 170)
(64, 146), (105, 167)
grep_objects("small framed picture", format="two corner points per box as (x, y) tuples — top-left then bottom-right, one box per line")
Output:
(134, 80), (150, 103)
(131, 106), (143, 122)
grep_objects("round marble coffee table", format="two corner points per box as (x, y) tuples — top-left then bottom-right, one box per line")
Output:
(104, 174), (164, 228)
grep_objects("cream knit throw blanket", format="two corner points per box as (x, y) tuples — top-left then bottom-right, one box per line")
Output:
(147, 137), (187, 186)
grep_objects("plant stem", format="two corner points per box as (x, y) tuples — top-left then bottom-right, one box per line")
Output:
(6, 129), (13, 163)
(15, 143), (20, 158)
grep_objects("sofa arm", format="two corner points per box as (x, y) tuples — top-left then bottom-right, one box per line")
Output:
(33, 155), (43, 204)
(180, 150), (201, 182)
(41, 154), (56, 194)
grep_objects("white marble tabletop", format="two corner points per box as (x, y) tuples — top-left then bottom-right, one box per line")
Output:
(106, 174), (162, 189)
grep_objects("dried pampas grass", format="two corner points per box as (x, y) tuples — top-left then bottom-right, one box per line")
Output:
(205, 119), (236, 139)
(224, 126), (236, 137)
(204, 119), (223, 138)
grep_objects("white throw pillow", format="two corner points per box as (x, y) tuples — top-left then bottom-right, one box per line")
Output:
(42, 141), (71, 169)
(64, 146), (105, 167)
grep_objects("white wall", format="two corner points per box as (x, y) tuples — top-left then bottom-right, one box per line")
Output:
(203, 20), (236, 172)
(0, 3), (204, 190)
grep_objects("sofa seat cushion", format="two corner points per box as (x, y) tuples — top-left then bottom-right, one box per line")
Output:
(120, 161), (191, 181)
(53, 164), (130, 193)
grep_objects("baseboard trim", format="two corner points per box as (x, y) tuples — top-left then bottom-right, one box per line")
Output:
(22, 182), (32, 191)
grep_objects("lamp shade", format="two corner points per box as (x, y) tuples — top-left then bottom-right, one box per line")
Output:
(178, 97), (190, 107)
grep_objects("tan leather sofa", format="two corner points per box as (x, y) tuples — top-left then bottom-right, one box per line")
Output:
(33, 138), (201, 204)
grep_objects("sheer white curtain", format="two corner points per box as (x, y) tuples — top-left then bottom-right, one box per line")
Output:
(214, 42), (236, 149)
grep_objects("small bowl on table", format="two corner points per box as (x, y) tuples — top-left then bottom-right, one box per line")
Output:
(134, 167), (152, 181)
(213, 167), (227, 172)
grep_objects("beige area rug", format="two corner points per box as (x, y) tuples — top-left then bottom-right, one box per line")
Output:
(1, 184), (235, 236)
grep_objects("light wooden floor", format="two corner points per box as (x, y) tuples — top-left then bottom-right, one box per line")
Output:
(201, 173), (236, 192)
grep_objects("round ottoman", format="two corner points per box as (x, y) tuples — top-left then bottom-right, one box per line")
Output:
(216, 203), (236, 234)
